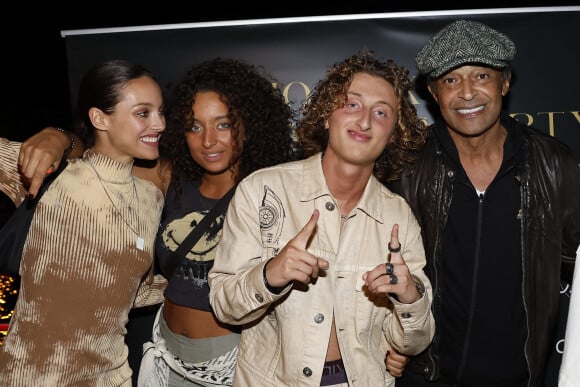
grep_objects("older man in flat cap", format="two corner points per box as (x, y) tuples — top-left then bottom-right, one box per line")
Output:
(386, 19), (580, 387)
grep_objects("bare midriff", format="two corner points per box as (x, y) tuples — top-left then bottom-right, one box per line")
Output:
(325, 319), (342, 361)
(163, 298), (236, 338)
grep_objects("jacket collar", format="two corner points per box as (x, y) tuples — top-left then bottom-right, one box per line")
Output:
(300, 153), (385, 224)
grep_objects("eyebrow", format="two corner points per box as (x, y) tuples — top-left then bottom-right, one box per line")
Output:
(193, 114), (230, 121)
(347, 91), (393, 109)
(131, 102), (156, 108)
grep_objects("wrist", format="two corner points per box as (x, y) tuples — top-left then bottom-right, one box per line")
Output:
(55, 127), (75, 157)
(263, 259), (286, 294)
(411, 275), (426, 298)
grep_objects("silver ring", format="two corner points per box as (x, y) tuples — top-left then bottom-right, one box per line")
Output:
(389, 274), (398, 285)
(385, 262), (394, 275)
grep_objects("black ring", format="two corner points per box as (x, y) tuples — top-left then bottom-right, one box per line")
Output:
(385, 262), (394, 275)
(388, 242), (401, 253)
(389, 274), (398, 285)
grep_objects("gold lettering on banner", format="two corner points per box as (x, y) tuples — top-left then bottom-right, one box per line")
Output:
(509, 112), (580, 137)
(538, 112), (565, 137)
(409, 90), (421, 105)
(510, 113), (534, 126)
(282, 82), (311, 106)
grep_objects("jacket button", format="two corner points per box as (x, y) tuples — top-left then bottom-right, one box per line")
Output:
(325, 202), (336, 212)
(255, 293), (264, 303)
(303, 367), (313, 377)
(401, 312), (412, 319)
(314, 313), (324, 323)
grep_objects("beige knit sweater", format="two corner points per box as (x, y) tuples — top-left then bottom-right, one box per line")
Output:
(0, 138), (166, 386)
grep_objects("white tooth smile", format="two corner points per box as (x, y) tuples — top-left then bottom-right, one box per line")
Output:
(141, 137), (159, 143)
(457, 106), (484, 114)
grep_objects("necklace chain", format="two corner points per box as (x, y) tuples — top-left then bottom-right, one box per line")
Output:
(88, 157), (144, 250)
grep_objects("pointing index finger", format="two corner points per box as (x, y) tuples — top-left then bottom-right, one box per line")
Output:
(293, 210), (319, 249)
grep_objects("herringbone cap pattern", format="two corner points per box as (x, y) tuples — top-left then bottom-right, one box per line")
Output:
(415, 19), (516, 78)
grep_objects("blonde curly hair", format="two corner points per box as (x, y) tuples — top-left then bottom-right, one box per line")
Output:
(297, 49), (427, 183)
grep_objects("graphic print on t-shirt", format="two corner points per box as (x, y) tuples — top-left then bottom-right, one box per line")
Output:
(161, 209), (225, 262)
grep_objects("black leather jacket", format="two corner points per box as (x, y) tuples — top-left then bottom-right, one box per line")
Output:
(389, 113), (580, 386)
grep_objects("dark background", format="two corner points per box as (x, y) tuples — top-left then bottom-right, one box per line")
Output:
(1, 2), (575, 141)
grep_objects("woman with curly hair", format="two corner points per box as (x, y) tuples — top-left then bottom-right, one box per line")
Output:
(19, 57), (298, 386)
(208, 50), (434, 387)
(135, 57), (298, 386)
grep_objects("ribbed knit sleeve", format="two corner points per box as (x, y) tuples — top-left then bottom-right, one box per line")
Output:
(0, 138), (27, 206)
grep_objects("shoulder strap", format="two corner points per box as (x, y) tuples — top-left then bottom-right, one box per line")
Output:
(0, 159), (68, 275)
(164, 185), (236, 279)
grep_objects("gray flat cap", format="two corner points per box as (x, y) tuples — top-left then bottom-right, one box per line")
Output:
(415, 19), (516, 78)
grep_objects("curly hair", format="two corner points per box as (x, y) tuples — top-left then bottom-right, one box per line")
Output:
(297, 49), (427, 183)
(159, 57), (298, 200)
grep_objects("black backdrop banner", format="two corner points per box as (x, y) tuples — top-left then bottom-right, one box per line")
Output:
(61, 8), (579, 385)
(62, 7), (580, 162)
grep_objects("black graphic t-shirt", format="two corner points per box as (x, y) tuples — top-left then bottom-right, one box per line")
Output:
(156, 177), (223, 311)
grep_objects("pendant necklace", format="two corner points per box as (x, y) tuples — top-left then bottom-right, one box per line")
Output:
(88, 157), (144, 251)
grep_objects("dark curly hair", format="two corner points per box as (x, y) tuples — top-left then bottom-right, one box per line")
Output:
(159, 57), (299, 200)
(297, 49), (427, 183)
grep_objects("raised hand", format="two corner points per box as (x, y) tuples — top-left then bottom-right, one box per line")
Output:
(264, 209), (329, 288)
(362, 224), (421, 304)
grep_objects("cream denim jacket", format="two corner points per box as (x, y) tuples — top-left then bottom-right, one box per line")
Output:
(209, 153), (434, 387)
